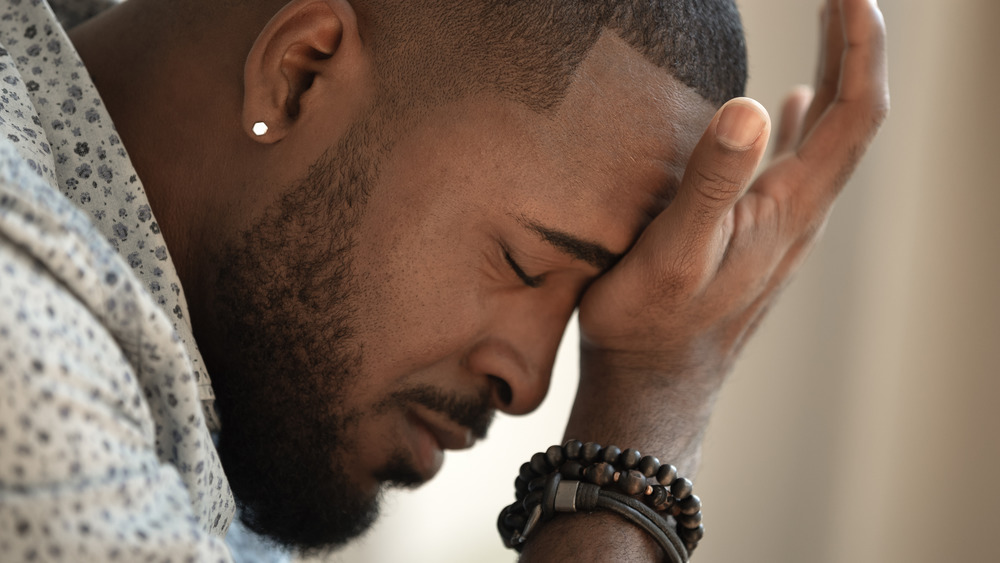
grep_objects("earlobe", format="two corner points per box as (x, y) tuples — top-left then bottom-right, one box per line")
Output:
(242, 0), (354, 143)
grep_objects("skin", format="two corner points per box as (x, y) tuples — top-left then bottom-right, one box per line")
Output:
(69, 0), (888, 558)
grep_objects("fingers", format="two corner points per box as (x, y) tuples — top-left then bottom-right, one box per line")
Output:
(774, 86), (814, 156)
(832, 0), (889, 106)
(766, 0), (888, 219)
(802, 0), (845, 135)
(797, 0), (888, 193)
(662, 98), (771, 248)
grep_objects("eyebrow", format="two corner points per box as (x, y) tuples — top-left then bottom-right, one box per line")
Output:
(518, 216), (624, 273)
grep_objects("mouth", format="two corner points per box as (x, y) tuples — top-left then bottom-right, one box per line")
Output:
(404, 408), (477, 481)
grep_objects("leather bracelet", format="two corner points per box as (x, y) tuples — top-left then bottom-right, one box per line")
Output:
(497, 440), (704, 562)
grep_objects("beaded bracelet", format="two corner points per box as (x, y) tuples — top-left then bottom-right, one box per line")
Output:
(497, 440), (704, 562)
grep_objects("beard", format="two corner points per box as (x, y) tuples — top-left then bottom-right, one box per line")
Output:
(201, 116), (495, 554)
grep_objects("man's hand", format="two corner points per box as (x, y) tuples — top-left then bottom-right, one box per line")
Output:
(580, 0), (888, 393)
(522, 0), (888, 559)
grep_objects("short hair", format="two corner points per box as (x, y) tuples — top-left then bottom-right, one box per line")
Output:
(356, 0), (747, 113)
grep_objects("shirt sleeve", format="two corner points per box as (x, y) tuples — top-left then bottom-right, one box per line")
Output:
(0, 235), (234, 563)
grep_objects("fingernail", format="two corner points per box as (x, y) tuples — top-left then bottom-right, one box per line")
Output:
(717, 100), (767, 150)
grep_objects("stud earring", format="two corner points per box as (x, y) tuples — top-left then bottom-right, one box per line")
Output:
(252, 122), (269, 136)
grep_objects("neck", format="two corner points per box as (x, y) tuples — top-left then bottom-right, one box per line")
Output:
(68, 0), (263, 306)
(70, 0), (272, 318)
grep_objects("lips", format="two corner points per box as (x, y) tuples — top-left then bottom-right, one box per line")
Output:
(404, 408), (476, 480)
(416, 408), (476, 450)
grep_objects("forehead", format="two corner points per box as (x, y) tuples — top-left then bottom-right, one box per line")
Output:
(536, 33), (716, 248)
(373, 33), (716, 254)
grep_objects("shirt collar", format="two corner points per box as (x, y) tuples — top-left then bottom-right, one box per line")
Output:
(30, 0), (222, 430)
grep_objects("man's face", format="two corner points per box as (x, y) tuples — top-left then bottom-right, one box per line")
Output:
(204, 33), (715, 550)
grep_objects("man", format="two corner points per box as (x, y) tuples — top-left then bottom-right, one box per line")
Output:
(0, 0), (887, 560)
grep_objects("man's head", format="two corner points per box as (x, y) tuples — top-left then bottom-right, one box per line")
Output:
(113, 0), (745, 552)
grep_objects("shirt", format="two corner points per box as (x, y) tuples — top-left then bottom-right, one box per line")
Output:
(0, 0), (238, 560)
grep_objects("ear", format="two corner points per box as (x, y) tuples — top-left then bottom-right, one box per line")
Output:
(242, 0), (360, 143)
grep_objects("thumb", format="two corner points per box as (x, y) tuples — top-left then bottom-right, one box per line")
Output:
(668, 98), (771, 241)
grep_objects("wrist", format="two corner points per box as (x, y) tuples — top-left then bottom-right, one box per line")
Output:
(501, 440), (705, 562)
(579, 340), (731, 388)
(569, 347), (723, 476)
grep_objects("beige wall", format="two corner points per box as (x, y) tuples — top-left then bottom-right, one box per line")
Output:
(310, 1), (1000, 561)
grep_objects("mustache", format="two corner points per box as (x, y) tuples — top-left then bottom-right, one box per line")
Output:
(382, 384), (495, 439)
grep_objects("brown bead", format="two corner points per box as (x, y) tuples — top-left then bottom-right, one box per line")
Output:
(678, 510), (703, 529)
(530, 452), (552, 476)
(648, 485), (669, 508)
(618, 469), (646, 496)
(544, 445), (565, 469)
(656, 464), (677, 486)
(560, 460), (584, 480)
(583, 462), (616, 487)
(563, 440), (583, 460)
(637, 455), (660, 478)
(619, 448), (642, 469)
(679, 494), (701, 515)
(581, 441), (602, 464)
(601, 445), (622, 464)
(519, 462), (535, 481)
(670, 477), (693, 500)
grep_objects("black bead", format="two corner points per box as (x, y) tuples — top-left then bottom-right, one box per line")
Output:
(618, 470), (646, 496)
(678, 494), (701, 515)
(678, 511), (702, 529)
(619, 448), (642, 469)
(637, 455), (660, 478)
(583, 462), (616, 487)
(563, 440), (584, 460)
(519, 462), (536, 481)
(581, 441), (602, 464)
(560, 460), (584, 480)
(497, 507), (513, 536)
(545, 445), (565, 469)
(503, 511), (526, 532)
(601, 445), (621, 464)
(522, 490), (543, 512)
(656, 464), (677, 486)
(686, 524), (705, 542)
(670, 477), (693, 500)
(514, 476), (528, 497)
(527, 476), (546, 492)
(530, 452), (552, 475)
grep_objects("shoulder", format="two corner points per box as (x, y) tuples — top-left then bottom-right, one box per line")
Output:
(0, 142), (235, 558)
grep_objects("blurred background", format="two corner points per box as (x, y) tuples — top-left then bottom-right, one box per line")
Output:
(305, 1), (1000, 561)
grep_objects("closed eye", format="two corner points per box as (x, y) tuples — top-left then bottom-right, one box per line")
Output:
(502, 248), (544, 288)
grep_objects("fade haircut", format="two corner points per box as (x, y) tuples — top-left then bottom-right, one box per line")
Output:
(355, 0), (747, 113)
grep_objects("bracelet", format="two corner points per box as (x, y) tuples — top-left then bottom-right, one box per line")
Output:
(496, 440), (704, 562)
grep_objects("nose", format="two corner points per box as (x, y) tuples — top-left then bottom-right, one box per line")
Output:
(466, 301), (574, 416)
